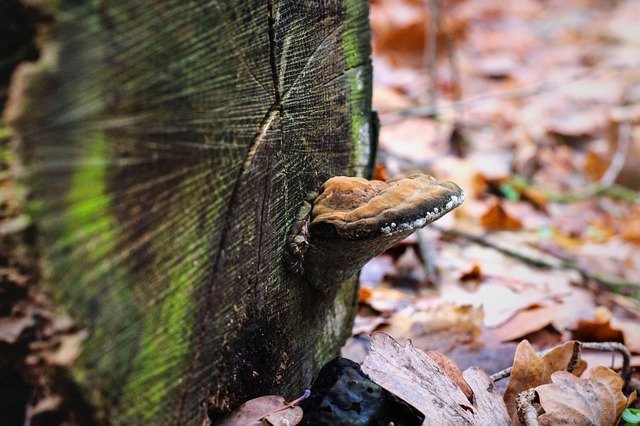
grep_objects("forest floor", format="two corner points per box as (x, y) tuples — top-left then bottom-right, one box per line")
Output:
(339, 0), (640, 422)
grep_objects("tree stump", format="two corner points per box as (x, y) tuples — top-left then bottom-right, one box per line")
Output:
(3, 0), (372, 423)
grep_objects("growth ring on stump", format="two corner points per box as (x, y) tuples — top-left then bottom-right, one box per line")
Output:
(5, 1), (372, 423)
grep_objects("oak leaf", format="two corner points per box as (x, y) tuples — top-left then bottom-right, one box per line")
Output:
(536, 366), (631, 426)
(362, 333), (510, 425)
(504, 340), (587, 424)
(217, 395), (303, 426)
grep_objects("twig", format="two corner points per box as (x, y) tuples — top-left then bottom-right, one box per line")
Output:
(544, 182), (640, 204)
(581, 342), (631, 392)
(516, 388), (540, 426)
(425, 0), (441, 111)
(381, 60), (640, 124)
(285, 389), (311, 408)
(259, 389), (310, 420)
(416, 231), (439, 284)
(443, 13), (462, 108)
(432, 225), (640, 292)
(566, 341), (581, 374)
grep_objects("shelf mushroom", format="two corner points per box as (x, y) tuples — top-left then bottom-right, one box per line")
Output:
(287, 174), (464, 292)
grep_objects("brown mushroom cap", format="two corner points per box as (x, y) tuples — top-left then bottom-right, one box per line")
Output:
(310, 174), (464, 239)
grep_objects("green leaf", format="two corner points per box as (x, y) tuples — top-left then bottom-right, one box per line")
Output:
(623, 408), (640, 425)
(499, 183), (520, 201)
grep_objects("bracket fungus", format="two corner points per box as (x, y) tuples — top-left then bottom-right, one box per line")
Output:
(287, 174), (464, 292)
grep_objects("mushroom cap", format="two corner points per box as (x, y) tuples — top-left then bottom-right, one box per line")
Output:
(310, 174), (464, 240)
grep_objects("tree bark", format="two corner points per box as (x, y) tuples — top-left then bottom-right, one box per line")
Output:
(3, 0), (372, 424)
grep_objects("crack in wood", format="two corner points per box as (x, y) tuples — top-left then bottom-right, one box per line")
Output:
(185, 4), (285, 419)
(243, 105), (280, 171)
(267, 0), (281, 103)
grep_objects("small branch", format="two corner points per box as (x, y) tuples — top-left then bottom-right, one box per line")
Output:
(285, 389), (311, 408)
(416, 231), (439, 284)
(259, 389), (310, 420)
(516, 388), (540, 426)
(566, 341), (581, 374)
(581, 342), (631, 392)
(545, 182), (640, 204)
(433, 225), (640, 292)
(425, 0), (441, 111)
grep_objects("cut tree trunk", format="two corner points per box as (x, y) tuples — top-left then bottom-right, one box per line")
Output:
(3, 0), (372, 424)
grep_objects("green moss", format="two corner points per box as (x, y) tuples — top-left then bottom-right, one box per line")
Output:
(342, 0), (372, 177)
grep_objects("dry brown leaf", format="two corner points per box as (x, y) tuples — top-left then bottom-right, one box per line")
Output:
(424, 349), (473, 401)
(480, 199), (523, 231)
(359, 286), (415, 314)
(520, 187), (548, 211)
(217, 395), (303, 426)
(380, 303), (483, 353)
(490, 304), (566, 343)
(362, 333), (510, 425)
(351, 314), (387, 336)
(504, 340), (587, 424)
(571, 306), (624, 344)
(40, 330), (89, 367)
(584, 149), (609, 182)
(0, 315), (35, 344)
(372, 84), (413, 113)
(622, 217), (640, 244)
(536, 366), (630, 426)
(433, 157), (488, 202)
(459, 263), (483, 282)
(612, 317), (640, 354)
(548, 109), (607, 143)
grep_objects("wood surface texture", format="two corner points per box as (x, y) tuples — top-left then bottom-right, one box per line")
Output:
(6, 0), (372, 423)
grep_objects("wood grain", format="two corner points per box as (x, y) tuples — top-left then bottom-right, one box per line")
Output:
(6, 0), (371, 423)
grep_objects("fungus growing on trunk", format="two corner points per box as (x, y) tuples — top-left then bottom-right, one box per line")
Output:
(288, 174), (464, 292)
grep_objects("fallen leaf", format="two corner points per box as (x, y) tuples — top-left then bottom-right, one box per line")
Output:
(380, 303), (483, 353)
(351, 314), (387, 336)
(340, 336), (370, 364)
(489, 304), (566, 343)
(459, 263), (483, 282)
(360, 255), (394, 287)
(622, 217), (640, 244)
(38, 330), (89, 367)
(0, 315), (35, 344)
(548, 109), (607, 144)
(536, 366), (630, 426)
(480, 198), (523, 231)
(622, 407), (640, 425)
(504, 340), (587, 424)
(520, 187), (548, 211)
(612, 317), (640, 354)
(476, 55), (517, 80)
(217, 395), (303, 426)
(372, 84), (413, 113)
(362, 333), (510, 425)
(571, 306), (624, 344)
(359, 287), (416, 314)
(424, 349), (473, 401)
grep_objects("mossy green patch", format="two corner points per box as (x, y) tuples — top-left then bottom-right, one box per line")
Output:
(343, 0), (372, 177)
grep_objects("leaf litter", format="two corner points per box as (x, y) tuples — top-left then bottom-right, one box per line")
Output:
(337, 0), (640, 424)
